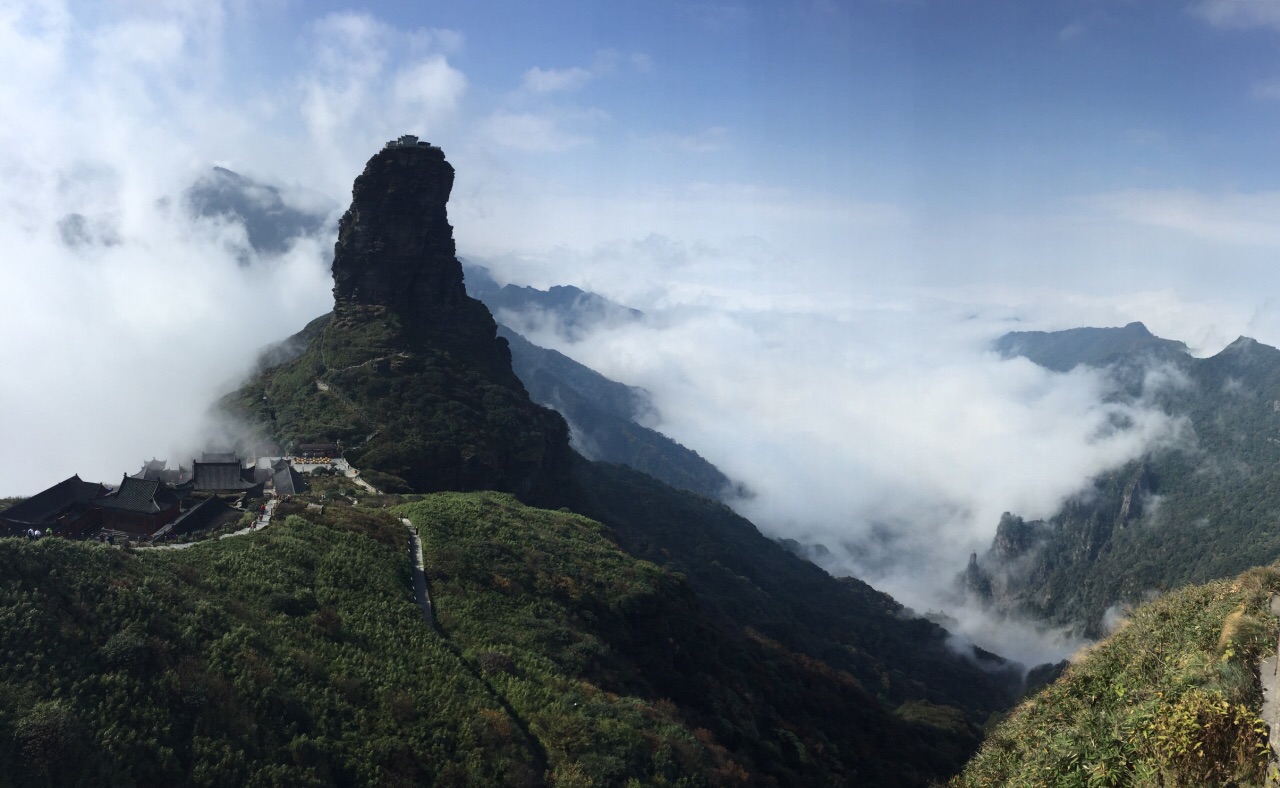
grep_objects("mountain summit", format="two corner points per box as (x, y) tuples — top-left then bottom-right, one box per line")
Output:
(225, 137), (572, 500)
(330, 136), (520, 382)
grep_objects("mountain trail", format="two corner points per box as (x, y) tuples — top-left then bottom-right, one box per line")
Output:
(1261, 594), (1280, 785)
(403, 518), (435, 627)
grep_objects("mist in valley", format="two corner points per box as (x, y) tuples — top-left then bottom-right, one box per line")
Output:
(5, 1), (1280, 665)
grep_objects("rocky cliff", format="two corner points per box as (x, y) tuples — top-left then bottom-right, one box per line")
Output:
(970, 323), (1280, 637)
(225, 139), (573, 503)
(331, 141), (522, 384)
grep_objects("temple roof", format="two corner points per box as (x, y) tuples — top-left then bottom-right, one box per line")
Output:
(272, 466), (308, 496)
(170, 495), (237, 533)
(192, 461), (257, 491)
(1, 475), (105, 525)
(98, 475), (180, 514)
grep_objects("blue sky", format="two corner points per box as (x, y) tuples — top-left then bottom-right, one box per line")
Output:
(256, 0), (1280, 202)
(208, 0), (1280, 315)
(7, 0), (1274, 315)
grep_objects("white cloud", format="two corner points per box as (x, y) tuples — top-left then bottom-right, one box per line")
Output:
(1191, 0), (1280, 29)
(521, 65), (593, 94)
(1251, 76), (1280, 99)
(393, 55), (468, 115)
(684, 3), (754, 30)
(1093, 188), (1280, 247)
(479, 108), (607, 153)
(407, 26), (464, 55)
(518, 49), (650, 94)
(498, 274), (1191, 662)
(0, 2), (485, 496)
(1058, 20), (1088, 41)
(653, 126), (730, 153)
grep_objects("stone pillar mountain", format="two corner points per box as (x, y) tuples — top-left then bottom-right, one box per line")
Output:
(225, 137), (573, 502)
(331, 137), (518, 382)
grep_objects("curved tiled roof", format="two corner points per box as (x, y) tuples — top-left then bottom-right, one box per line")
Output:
(98, 476), (180, 514)
(1, 475), (104, 525)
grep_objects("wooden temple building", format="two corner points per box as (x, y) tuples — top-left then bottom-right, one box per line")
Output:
(97, 475), (187, 536)
(191, 455), (265, 498)
(3, 449), (274, 542)
(0, 475), (106, 537)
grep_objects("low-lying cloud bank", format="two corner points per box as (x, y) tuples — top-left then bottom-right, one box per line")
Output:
(6, 2), (1280, 665)
(495, 267), (1212, 663)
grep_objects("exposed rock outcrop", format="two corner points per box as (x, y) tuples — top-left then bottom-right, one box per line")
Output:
(332, 139), (519, 382)
(225, 137), (574, 504)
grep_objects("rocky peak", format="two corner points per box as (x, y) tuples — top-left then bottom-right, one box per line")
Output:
(333, 139), (470, 323)
(330, 136), (516, 377)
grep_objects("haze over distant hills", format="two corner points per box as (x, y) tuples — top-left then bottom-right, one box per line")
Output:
(184, 166), (335, 260)
(968, 321), (1280, 637)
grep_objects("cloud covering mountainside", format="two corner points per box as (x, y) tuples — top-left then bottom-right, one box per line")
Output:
(6, 1), (1280, 661)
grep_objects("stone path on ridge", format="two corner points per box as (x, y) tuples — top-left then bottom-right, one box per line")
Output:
(403, 518), (434, 627)
(1260, 594), (1280, 784)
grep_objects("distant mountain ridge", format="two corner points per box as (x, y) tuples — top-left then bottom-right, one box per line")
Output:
(994, 321), (1190, 372)
(497, 326), (741, 500)
(462, 261), (642, 339)
(969, 322), (1280, 637)
(184, 166), (333, 257)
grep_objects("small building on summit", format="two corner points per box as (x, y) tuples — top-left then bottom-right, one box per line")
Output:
(384, 134), (438, 150)
(0, 475), (105, 536)
(98, 475), (184, 537)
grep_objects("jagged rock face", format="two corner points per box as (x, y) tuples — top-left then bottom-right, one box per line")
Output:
(331, 143), (510, 372)
(333, 143), (463, 316)
(226, 140), (576, 505)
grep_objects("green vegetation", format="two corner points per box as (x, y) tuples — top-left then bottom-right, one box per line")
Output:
(401, 493), (721, 785)
(572, 459), (1022, 719)
(0, 489), (1005, 786)
(0, 509), (543, 786)
(982, 328), (1280, 636)
(400, 491), (988, 786)
(224, 308), (572, 503)
(955, 566), (1280, 787)
(994, 322), (1188, 373)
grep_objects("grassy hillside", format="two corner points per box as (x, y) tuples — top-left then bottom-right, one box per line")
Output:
(0, 490), (995, 786)
(572, 460), (1022, 719)
(0, 507), (541, 787)
(225, 308), (573, 504)
(955, 566), (1280, 787)
(399, 491), (983, 786)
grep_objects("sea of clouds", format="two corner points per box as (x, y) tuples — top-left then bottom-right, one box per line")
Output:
(5, 1), (1280, 664)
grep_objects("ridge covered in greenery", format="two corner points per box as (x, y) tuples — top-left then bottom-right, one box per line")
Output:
(973, 325), (1280, 636)
(956, 565), (1280, 786)
(0, 505), (540, 786)
(225, 308), (573, 504)
(0, 488), (1003, 786)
